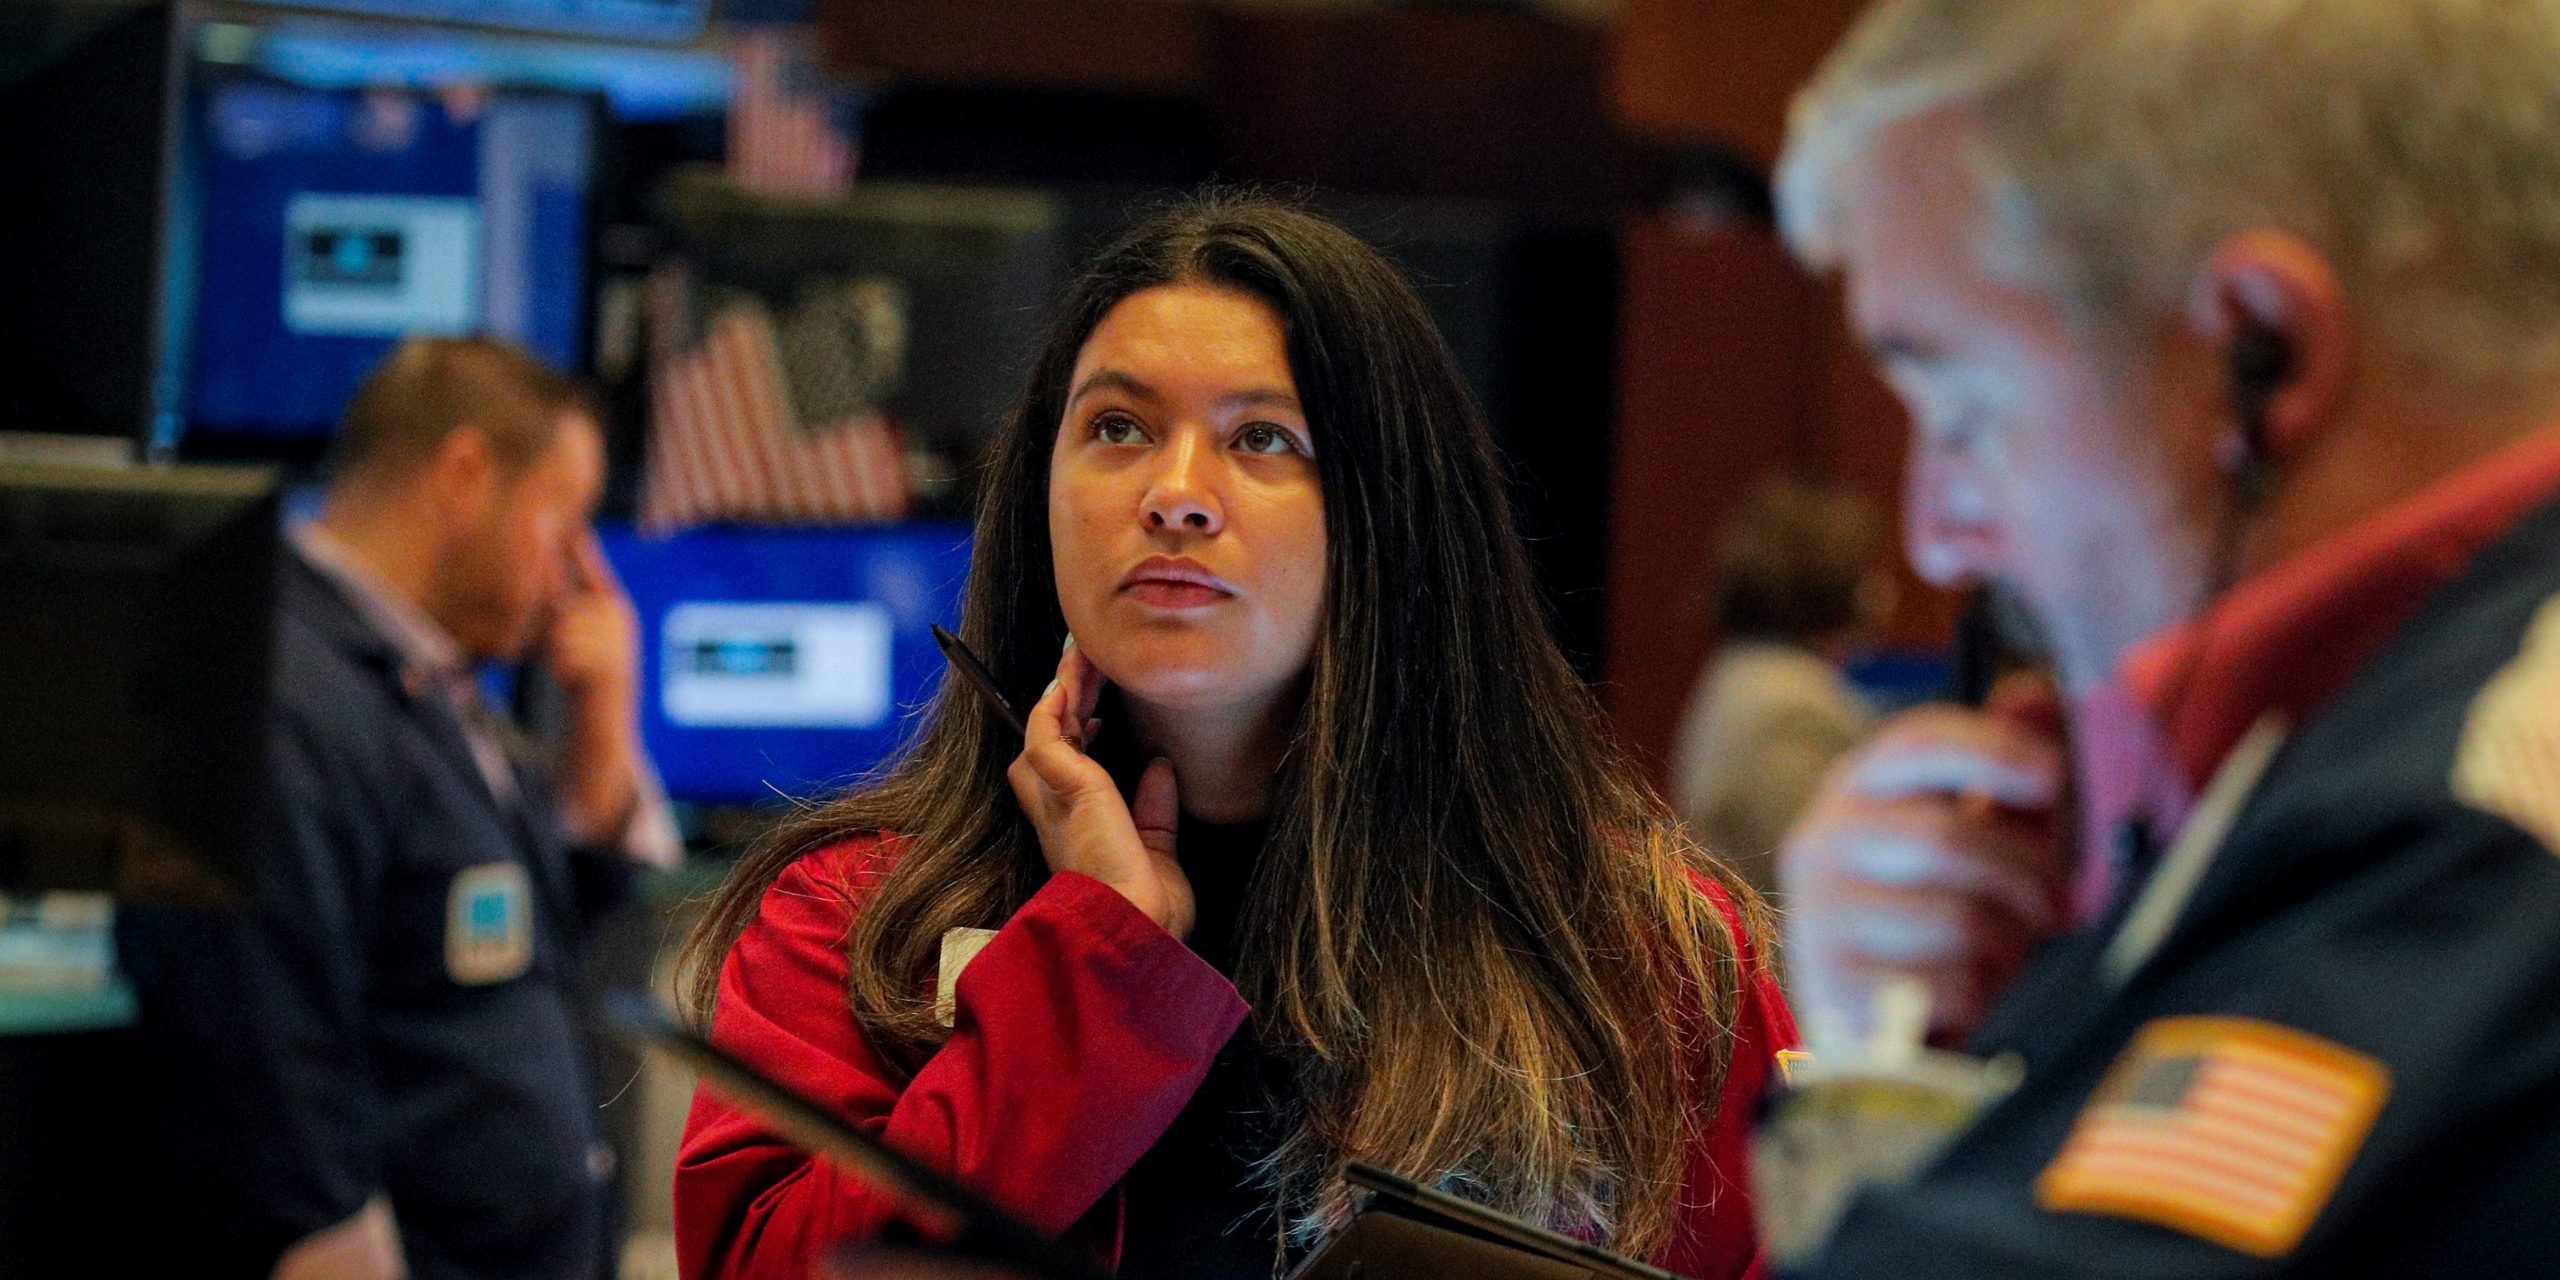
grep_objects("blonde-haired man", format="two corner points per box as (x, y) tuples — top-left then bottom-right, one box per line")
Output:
(1775, 0), (2560, 1272)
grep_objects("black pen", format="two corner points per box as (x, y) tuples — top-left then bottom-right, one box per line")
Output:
(930, 623), (1028, 737)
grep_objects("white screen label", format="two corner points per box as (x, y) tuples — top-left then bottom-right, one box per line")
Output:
(661, 602), (893, 729)
(282, 194), (481, 337)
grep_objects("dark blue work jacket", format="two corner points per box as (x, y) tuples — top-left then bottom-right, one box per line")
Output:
(120, 552), (630, 1280)
(1807, 496), (2560, 1277)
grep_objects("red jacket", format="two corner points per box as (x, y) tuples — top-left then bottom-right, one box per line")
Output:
(676, 836), (1799, 1280)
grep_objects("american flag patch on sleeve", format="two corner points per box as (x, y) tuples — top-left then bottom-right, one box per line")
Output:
(2035, 1016), (2390, 1258)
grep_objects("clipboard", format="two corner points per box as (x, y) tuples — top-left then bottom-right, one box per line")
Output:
(1284, 1164), (1678, 1280)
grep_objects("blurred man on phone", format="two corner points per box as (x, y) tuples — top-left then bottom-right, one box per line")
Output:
(121, 338), (678, 1280)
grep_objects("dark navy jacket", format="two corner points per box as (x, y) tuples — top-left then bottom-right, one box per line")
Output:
(1809, 497), (2560, 1277)
(120, 552), (629, 1280)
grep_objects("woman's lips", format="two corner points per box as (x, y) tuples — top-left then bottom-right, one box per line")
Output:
(1117, 556), (1237, 609)
(1122, 580), (1231, 609)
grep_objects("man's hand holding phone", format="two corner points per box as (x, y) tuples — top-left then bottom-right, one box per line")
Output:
(1778, 675), (2072, 1045)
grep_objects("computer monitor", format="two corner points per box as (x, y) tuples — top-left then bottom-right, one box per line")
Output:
(597, 521), (975, 805)
(0, 458), (278, 902)
(234, 0), (707, 44)
(182, 75), (599, 444)
(0, 1), (181, 451)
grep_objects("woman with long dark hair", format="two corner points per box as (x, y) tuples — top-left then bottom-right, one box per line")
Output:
(674, 196), (1796, 1280)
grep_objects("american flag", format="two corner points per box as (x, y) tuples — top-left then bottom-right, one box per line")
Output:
(727, 28), (854, 200)
(2036, 1016), (2391, 1259)
(639, 291), (909, 533)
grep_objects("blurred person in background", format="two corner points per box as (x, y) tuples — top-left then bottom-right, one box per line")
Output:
(120, 338), (679, 1280)
(673, 197), (1797, 1280)
(1771, 0), (2560, 1272)
(1668, 476), (1884, 896)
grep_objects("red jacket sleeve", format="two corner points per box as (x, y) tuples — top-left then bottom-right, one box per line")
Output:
(674, 838), (1252, 1280)
(1655, 877), (1800, 1280)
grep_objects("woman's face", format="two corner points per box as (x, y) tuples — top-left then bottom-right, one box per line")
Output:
(1048, 283), (1328, 714)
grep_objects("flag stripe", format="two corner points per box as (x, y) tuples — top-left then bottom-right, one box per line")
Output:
(2047, 1152), (2298, 1215)
(682, 349), (741, 512)
(809, 417), (859, 517)
(2173, 1108), (2332, 1167)
(702, 323), (762, 512)
(677, 355), (731, 516)
(845, 420), (887, 518)
(2195, 1067), (2361, 1136)
(2216, 1044), (2373, 1101)
(2059, 1127), (2317, 1200)
(719, 314), (777, 514)
(733, 313), (803, 521)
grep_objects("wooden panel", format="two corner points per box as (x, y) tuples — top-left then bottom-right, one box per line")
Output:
(1611, 0), (1868, 162)
(1605, 220), (1951, 782)
(822, 1), (1666, 204)
(818, 0), (1207, 93)
(1208, 9), (1659, 203)
(1605, 217), (1821, 781)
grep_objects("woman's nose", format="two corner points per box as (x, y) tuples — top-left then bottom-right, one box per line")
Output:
(1142, 432), (1224, 534)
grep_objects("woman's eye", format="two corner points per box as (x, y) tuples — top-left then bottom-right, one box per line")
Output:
(1092, 413), (1149, 445)
(1237, 423), (1301, 456)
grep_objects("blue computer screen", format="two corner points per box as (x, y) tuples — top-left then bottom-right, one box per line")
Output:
(186, 78), (593, 439)
(238, 0), (708, 43)
(597, 521), (975, 804)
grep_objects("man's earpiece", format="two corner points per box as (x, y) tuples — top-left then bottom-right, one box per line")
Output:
(2227, 321), (2295, 508)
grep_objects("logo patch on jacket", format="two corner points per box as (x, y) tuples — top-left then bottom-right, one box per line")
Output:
(446, 862), (534, 985)
(2036, 1016), (2389, 1258)
(2454, 593), (2560, 855)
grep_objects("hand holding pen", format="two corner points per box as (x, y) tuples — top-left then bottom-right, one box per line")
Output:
(933, 626), (1193, 938)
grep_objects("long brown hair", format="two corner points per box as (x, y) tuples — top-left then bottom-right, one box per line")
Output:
(680, 195), (1764, 1255)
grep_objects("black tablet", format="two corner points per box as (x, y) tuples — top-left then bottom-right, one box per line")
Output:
(1285, 1164), (1678, 1280)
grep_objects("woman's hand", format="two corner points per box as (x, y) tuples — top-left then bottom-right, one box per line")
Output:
(1007, 639), (1194, 938)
